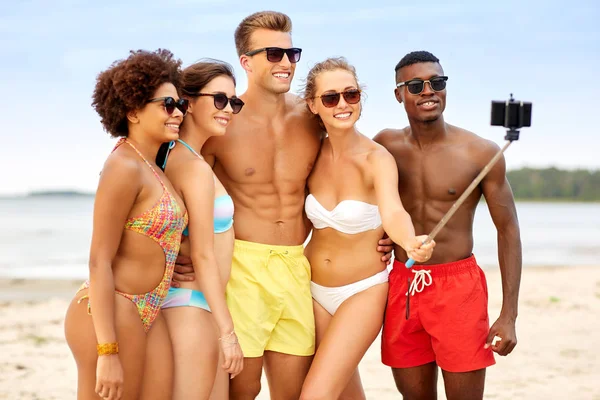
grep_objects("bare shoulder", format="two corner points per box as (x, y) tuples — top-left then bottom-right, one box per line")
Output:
(287, 93), (324, 138)
(101, 147), (142, 181)
(372, 127), (410, 147)
(286, 92), (303, 105)
(287, 93), (308, 119)
(449, 124), (501, 160)
(365, 138), (396, 168)
(186, 157), (213, 181)
(203, 134), (222, 156)
(96, 148), (143, 202)
(173, 152), (212, 182)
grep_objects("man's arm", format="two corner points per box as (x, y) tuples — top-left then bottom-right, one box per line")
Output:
(372, 129), (392, 147)
(480, 141), (522, 356)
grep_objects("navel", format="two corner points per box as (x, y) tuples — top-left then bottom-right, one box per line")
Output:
(448, 188), (457, 195)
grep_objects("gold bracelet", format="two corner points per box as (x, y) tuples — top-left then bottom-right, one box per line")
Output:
(219, 330), (235, 340)
(97, 342), (119, 356)
(218, 331), (238, 345)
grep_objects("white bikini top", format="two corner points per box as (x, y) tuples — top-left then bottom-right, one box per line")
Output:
(305, 194), (382, 235)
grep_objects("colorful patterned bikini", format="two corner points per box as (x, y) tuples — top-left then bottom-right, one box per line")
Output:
(77, 138), (188, 332)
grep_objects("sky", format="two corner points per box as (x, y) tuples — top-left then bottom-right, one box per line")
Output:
(1, 0), (599, 195)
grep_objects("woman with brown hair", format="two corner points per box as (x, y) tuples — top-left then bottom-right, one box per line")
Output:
(64, 49), (189, 400)
(158, 59), (245, 400)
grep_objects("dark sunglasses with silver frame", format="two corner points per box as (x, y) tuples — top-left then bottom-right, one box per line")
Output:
(396, 76), (448, 95)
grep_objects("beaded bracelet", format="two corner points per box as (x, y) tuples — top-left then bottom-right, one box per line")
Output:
(97, 342), (119, 356)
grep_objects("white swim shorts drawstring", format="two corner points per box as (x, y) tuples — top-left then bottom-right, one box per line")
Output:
(406, 269), (433, 296)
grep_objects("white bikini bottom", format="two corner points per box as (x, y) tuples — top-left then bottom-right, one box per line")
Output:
(310, 269), (389, 316)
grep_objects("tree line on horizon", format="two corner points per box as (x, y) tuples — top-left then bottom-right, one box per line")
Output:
(506, 167), (600, 201)
(21, 167), (600, 202)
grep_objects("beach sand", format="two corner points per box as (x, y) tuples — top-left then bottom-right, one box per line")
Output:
(1, 266), (599, 399)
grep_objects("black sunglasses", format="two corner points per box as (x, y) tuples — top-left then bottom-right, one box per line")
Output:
(396, 76), (448, 95)
(245, 47), (302, 63)
(193, 93), (245, 114)
(314, 89), (361, 108)
(147, 97), (189, 116)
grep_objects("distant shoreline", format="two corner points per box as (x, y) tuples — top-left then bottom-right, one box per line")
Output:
(489, 198), (600, 204)
(0, 191), (95, 199)
(1, 166), (599, 201)
(28, 191), (94, 197)
(513, 198), (600, 203)
(2, 193), (599, 203)
(2, 168), (599, 200)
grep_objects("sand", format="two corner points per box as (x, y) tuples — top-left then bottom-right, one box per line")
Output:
(1, 266), (599, 399)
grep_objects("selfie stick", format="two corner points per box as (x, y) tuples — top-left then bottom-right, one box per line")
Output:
(405, 94), (528, 269)
(404, 141), (513, 268)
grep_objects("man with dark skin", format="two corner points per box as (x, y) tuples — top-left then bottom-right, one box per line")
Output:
(168, 11), (393, 400)
(374, 51), (522, 400)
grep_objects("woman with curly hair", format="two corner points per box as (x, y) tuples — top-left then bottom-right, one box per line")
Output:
(157, 60), (245, 400)
(64, 49), (189, 400)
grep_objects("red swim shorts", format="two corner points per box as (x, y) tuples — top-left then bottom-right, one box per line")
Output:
(381, 255), (495, 372)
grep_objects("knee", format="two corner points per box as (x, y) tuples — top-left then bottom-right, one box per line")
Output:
(394, 385), (436, 400)
(230, 379), (261, 400)
(392, 368), (437, 400)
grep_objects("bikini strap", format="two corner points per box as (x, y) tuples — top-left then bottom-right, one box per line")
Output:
(162, 139), (203, 169)
(175, 139), (217, 183)
(115, 138), (166, 188)
(176, 139), (203, 159)
(162, 140), (177, 170)
(178, 139), (217, 184)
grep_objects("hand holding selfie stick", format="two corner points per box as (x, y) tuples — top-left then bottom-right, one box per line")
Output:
(405, 94), (532, 269)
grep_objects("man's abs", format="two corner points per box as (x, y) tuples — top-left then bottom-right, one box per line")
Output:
(227, 182), (309, 246)
(205, 100), (323, 246)
(395, 198), (478, 265)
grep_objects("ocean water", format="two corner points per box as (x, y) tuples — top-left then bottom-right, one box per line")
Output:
(0, 196), (599, 279)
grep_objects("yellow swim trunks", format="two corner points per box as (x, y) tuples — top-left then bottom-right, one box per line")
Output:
(226, 239), (315, 357)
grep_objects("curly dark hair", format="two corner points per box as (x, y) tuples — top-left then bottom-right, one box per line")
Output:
(92, 49), (183, 138)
